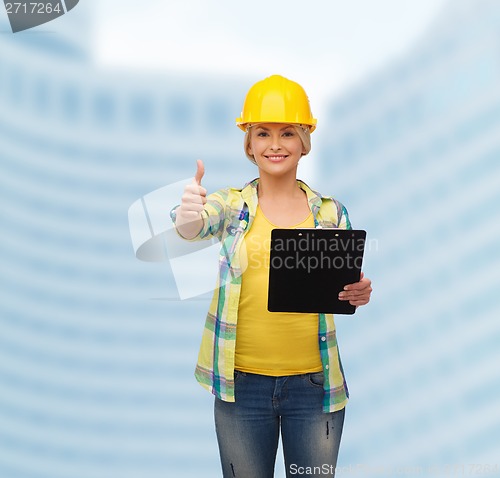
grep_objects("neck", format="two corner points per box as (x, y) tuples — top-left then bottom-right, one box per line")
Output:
(257, 170), (302, 200)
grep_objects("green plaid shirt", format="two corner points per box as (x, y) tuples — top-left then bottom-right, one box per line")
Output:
(173, 178), (352, 413)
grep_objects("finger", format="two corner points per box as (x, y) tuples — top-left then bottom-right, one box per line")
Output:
(184, 184), (207, 199)
(194, 159), (205, 185)
(345, 295), (371, 305)
(182, 194), (207, 208)
(180, 200), (205, 212)
(344, 278), (371, 291)
(349, 298), (370, 306)
(339, 291), (369, 301)
(198, 186), (207, 198)
(181, 194), (207, 210)
(340, 289), (366, 297)
(339, 286), (372, 300)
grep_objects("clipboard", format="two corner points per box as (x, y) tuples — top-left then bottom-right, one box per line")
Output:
(267, 228), (366, 315)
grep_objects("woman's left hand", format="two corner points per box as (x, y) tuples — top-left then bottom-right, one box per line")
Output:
(338, 272), (372, 307)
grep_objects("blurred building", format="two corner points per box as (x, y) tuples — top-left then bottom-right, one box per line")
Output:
(0, 7), (254, 478)
(318, 0), (500, 471)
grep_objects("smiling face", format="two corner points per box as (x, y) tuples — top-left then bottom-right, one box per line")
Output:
(247, 123), (307, 177)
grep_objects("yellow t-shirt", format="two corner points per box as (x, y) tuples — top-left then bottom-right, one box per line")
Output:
(235, 205), (323, 376)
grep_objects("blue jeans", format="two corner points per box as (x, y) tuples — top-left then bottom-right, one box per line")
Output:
(214, 371), (345, 478)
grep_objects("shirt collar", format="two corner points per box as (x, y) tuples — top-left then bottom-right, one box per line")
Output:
(241, 177), (324, 212)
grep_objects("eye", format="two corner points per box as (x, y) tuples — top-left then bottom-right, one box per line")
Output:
(257, 131), (269, 137)
(282, 130), (295, 137)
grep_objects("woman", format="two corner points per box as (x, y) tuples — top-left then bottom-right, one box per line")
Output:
(171, 75), (372, 477)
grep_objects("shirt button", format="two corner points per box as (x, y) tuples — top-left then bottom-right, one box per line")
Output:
(321, 337), (326, 342)
(325, 364), (329, 370)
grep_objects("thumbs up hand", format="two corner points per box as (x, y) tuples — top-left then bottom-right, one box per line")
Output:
(175, 160), (207, 239)
(182, 159), (207, 214)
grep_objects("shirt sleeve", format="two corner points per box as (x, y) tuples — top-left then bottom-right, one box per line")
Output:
(337, 201), (352, 230)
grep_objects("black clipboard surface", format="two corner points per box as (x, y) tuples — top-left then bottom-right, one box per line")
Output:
(267, 228), (366, 315)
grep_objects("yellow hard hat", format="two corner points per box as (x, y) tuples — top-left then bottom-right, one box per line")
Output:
(236, 75), (317, 133)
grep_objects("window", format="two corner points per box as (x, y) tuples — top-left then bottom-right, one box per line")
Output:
(32, 75), (49, 115)
(130, 95), (154, 130)
(60, 83), (80, 122)
(93, 90), (116, 125)
(166, 97), (192, 132)
(206, 99), (228, 133)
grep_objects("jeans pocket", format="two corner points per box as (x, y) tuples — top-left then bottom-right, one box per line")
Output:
(234, 370), (247, 383)
(308, 371), (325, 388)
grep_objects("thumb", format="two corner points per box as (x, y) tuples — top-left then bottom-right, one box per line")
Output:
(194, 159), (205, 185)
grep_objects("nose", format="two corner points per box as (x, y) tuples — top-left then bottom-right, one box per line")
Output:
(270, 133), (282, 151)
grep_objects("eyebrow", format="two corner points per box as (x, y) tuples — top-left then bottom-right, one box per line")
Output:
(255, 126), (294, 132)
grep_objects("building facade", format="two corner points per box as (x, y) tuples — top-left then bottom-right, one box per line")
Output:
(318, 0), (500, 469)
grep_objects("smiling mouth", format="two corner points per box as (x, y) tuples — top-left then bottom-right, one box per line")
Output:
(265, 155), (288, 161)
